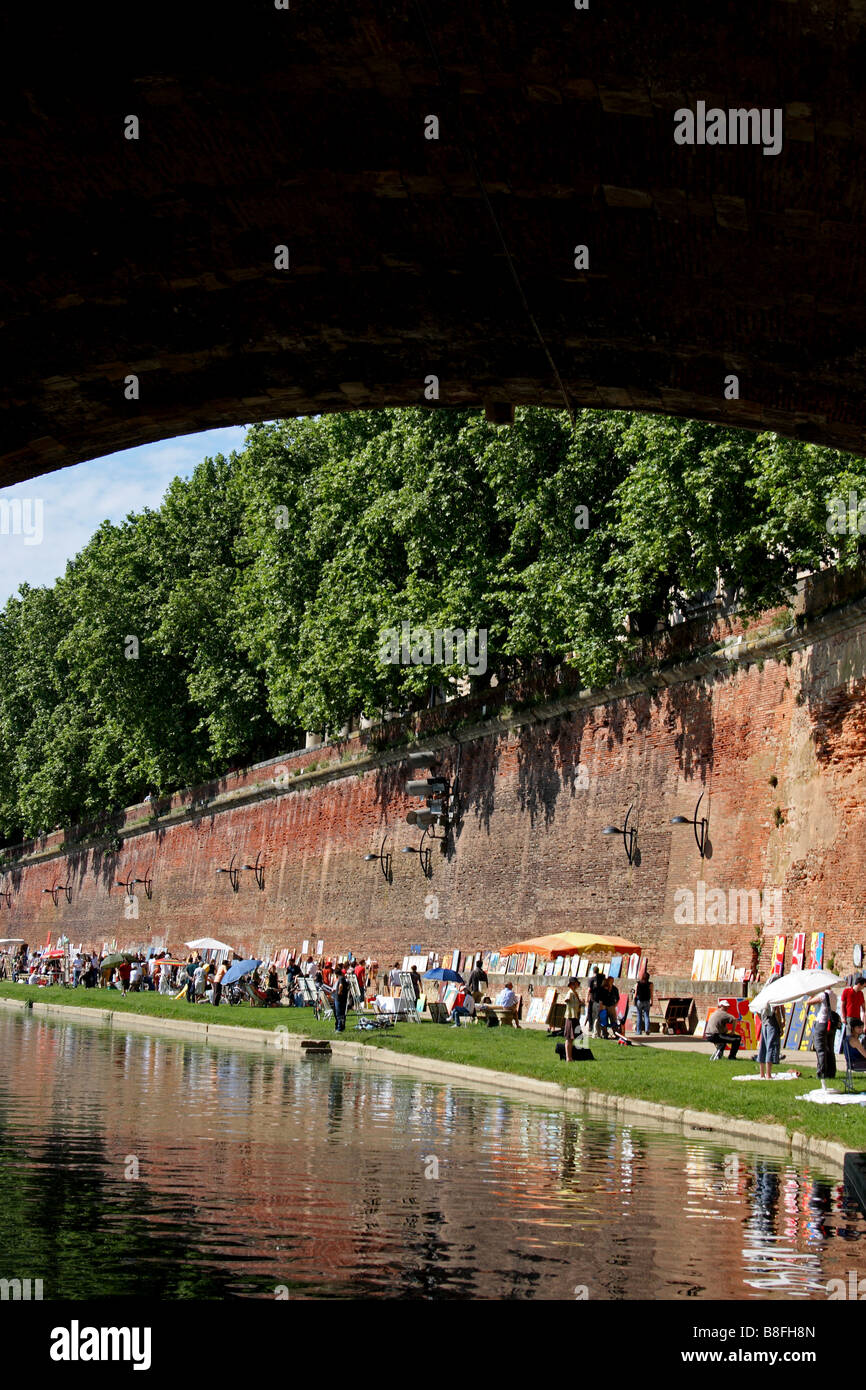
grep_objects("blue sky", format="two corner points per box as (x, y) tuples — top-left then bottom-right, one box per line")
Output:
(0, 426), (250, 605)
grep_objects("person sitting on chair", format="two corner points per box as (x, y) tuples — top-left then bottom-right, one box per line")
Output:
(495, 982), (521, 1027)
(706, 1004), (742, 1060)
(450, 993), (476, 1028)
(844, 1019), (866, 1071)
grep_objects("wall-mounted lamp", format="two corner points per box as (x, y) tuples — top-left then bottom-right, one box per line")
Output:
(115, 871), (135, 897)
(216, 853), (240, 892)
(42, 878), (72, 906)
(670, 791), (708, 858)
(242, 851), (265, 890)
(134, 864), (154, 900)
(401, 826), (433, 879)
(364, 834), (393, 884)
(602, 804), (637, 865)
(0, 882), (12, 908)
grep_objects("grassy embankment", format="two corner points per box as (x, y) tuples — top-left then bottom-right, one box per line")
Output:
(2, 982), (863, 1147)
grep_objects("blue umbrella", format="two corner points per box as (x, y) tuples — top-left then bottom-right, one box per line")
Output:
(222, 957), (261, 986)
(423, 967), (464, 983)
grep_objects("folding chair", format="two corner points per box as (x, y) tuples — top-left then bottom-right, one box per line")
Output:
(314, 984), (334, 1022)
(843, 1036), (866, 1092)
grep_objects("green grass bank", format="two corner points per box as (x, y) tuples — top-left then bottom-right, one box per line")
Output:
(2, 983), (863, 1149)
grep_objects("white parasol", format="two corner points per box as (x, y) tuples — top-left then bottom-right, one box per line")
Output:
(749, 968), (843, 1015)
(0, 938), (26, 947)
(184, 937), (234, 951)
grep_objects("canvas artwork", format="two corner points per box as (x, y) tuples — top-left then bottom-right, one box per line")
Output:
(544, 960), (555, 976)
(799, 1002), (820, 1051)
(542, 988), (558, 1024)
(709, 949), (721, 981)
(718, 949), (733, 980)
(808, 932), (825, 971)
(628, 953), (641, 979)
(770, 935), (787, 978)
(609, 955), (622, 979)
(791, 932), (806, 971)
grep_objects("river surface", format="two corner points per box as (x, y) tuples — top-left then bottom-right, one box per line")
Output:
(0, 1009), (863, 1300)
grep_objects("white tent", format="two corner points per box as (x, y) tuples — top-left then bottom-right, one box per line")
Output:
(184, 937), (234, 953)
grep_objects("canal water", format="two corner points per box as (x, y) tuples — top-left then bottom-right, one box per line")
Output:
(0, 1009), (863, 1300)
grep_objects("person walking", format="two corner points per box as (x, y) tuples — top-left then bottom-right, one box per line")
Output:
(388, 962), (401, 997)
(212, 956), (228, 1007)
(634, 968), (653, 1035)
(808, 986), (840, 1090)
(467, 958), (488, 1003)
(562, 977), (583, 1062)
(841, 975), (865, 1036)
(333, 967), (350, 1033)
(757, 1002), (784, 1079)
(587, 967), (604, 1037)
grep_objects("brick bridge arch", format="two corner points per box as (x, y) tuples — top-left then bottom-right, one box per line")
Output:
(4, 2), (866, 486)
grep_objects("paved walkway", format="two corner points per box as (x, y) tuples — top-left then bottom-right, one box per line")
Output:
(639, 1035), (820, 1067)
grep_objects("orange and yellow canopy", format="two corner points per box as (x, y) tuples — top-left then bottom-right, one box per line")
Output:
(498, 931), (641, 960)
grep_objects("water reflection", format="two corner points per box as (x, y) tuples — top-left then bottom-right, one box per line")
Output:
(0, 1011), (862, 1300)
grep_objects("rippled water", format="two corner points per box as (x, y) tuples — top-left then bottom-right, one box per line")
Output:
(0, 1009), (862, 1299)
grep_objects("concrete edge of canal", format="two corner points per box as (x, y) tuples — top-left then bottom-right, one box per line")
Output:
(1, 995), (854, 1176)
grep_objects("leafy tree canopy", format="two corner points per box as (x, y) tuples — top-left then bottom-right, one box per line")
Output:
(0, 408), (862, 841)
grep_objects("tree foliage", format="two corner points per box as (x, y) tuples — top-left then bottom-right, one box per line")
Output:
(0, 407), (863, 841)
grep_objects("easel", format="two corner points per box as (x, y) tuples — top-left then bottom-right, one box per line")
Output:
(399, 970), (420, 1022)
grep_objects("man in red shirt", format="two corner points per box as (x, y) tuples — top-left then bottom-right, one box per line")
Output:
(841, 975), (866, 1034)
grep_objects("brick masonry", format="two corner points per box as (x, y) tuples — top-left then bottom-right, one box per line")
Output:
(7, 598), (866, 981)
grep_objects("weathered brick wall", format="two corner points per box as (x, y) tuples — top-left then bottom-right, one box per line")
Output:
(7, 605), (866, 980)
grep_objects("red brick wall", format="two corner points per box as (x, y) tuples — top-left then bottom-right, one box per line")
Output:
(7, 610), (866, 980)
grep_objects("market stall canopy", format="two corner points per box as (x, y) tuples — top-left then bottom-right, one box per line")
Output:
(498, 932), (642, 960)
(749, 969), (843, 1015)
(184, 937), (234, 952)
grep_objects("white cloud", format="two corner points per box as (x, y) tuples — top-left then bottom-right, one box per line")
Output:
(0, 426), (250, 605)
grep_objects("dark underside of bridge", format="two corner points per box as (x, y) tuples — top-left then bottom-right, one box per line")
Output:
(3, 2), (866, 486)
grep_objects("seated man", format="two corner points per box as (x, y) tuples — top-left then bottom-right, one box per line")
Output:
(495, 981), (521, 1027)
(705, 1004), (741, 1060)
(449, 993), (476, 1028)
